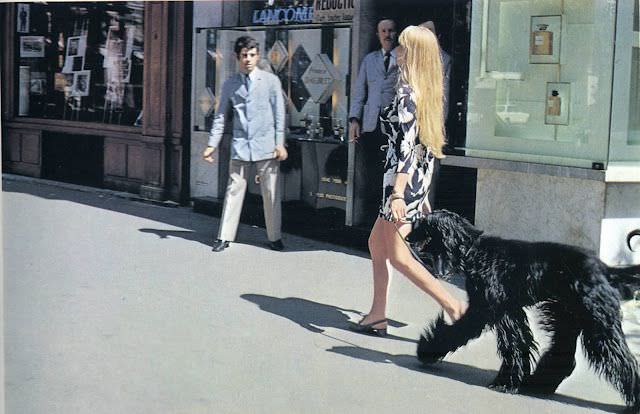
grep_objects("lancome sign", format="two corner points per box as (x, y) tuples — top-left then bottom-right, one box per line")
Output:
(251, 5), (314, 25)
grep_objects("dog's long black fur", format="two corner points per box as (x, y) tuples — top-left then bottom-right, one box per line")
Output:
(406, 210), (640, 412)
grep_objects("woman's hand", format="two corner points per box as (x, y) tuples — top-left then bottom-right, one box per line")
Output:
(390, 198), (407, 222)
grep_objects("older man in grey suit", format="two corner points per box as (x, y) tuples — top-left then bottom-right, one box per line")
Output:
(203, 36), (287, 252)
(349, 17), (399, 223)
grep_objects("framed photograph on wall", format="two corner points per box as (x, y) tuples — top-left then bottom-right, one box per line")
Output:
(17, 3), (30, 33)
(530, 15), (562, 64)
(29, 72), (46, 95)
(71, 70), (91, 97)
(67, 37), (80, 56)
(20, 36), (45, 58)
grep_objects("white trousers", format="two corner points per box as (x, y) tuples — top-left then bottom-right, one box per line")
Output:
(218, 158), (282, 242)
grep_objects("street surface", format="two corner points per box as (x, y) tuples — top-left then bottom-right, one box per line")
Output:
(3, 177), (639, 414)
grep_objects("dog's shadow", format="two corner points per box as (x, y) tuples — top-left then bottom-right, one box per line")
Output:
(241, 294), (624, 412)
(240, 294), (413, 343)
(328, 346), (624, 413)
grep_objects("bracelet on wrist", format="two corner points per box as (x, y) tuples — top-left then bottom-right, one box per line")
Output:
(390, 193), (404, 202)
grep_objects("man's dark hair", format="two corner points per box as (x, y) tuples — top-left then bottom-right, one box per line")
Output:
(234, 35), (260, 57)
(376, 16), (396, 31)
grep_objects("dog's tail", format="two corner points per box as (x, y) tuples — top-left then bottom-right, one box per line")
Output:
(608, 264), (640, 300)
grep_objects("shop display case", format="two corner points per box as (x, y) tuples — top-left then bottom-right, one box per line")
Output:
(191, 23), (351, 210)
(13, 2), (145, 126)
(465, 0), (617, 168)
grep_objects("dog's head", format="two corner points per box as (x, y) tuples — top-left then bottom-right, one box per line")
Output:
(406, 210), (483, 278)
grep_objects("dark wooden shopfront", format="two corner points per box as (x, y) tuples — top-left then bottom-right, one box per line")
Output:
(1, 2), (193, 203)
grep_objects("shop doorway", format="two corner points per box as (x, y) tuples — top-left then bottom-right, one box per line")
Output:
(376, 0), (476, 222)
(41, 132), (104, 188)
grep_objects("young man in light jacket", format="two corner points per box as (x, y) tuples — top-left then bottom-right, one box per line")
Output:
(203, 35), (287, 252)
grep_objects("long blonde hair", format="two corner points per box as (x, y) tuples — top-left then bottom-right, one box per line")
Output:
(398, 25), (445, 158)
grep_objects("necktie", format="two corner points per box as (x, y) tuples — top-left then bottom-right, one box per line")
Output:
(384, 51), (391, 72)
(244, 73), (251, 91)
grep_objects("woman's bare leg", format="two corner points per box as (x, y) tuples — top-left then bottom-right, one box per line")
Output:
(383, 220), (467, 321)
(360, 217), (392, 328)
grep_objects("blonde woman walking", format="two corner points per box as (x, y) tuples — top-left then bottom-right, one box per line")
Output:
(351, 25), (467, 337)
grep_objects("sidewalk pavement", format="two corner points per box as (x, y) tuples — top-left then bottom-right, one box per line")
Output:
(2, 176), (638, 414)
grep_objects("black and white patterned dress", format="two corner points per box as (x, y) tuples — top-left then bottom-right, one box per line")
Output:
(378, 83), (436, 223)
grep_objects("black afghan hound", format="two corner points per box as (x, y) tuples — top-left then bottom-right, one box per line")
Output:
(406, 210), (640, 412)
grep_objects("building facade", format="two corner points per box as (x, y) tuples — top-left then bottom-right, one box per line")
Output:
(3, 0), (639, 265)
(188, 0), (474, 229)
(451, 0), (640, 266)
(2, 2), (191, 201)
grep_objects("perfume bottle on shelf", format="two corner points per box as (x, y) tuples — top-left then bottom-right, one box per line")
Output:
(337, 120), (345, 142)
(332, 120), (340, 140)
(531, 23), (553, 56)
(547, 90), (561, 116)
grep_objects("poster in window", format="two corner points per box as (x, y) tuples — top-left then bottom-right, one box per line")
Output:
(67, 37), (80, 56)
(18, 66), (30, 115)
(20, 36), (45, 58)
(62, 36), (87, 73)
(17, 3), (30, 33)
(29, 72), (46, 95)
(72, 56), (84, 71)
(530, 15), (561, 64)
(71, 70), (91, 97)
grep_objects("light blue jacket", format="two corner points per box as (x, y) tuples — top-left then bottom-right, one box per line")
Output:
(208, 68), (285, 162)
(348, 48), (399, 133)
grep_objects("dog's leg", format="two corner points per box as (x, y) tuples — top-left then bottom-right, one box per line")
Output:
(417, 306), (488, 365)
(581, 294), (640, 412)
(522, 302), (580, 394)
(490, 308), (536, 394)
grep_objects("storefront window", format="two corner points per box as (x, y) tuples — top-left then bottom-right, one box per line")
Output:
(15, 2), (144, 126)
(192, 25), (351, 140)
(465, 0), (616, 168)
(609, 0), (640, 162)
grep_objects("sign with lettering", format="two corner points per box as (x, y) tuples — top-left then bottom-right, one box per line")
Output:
(312, 0), (355, 23)
(251, 5), (314, 25)
(301, 53), (340, 104)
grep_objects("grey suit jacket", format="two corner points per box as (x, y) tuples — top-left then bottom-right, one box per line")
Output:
(349, 49), (399, 133)
(441, 50), (452, 121)
(208, 68), (285, 162)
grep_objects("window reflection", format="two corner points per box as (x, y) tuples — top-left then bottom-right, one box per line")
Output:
(15, 2), (144, 126)
(194, 26), (350, 140)
(629, 0), (640, 145)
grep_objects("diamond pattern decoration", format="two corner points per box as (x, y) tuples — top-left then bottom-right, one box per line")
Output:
(197, 87), (215, 117)
(268, 40), (288, 73)
(289, 45), (312, 112)
(301, 53), (340, 104)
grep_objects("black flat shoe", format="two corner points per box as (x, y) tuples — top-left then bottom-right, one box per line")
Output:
(349, 319), (388, 337)
(269, 239), (284, 251)
(212, 239), (230, 252)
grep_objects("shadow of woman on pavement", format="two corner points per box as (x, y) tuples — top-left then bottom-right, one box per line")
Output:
(241, 294), (413, 343)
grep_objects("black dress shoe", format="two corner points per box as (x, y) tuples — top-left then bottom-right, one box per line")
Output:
(269, 239), (284, 251)
(212, 239), (230, 252)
